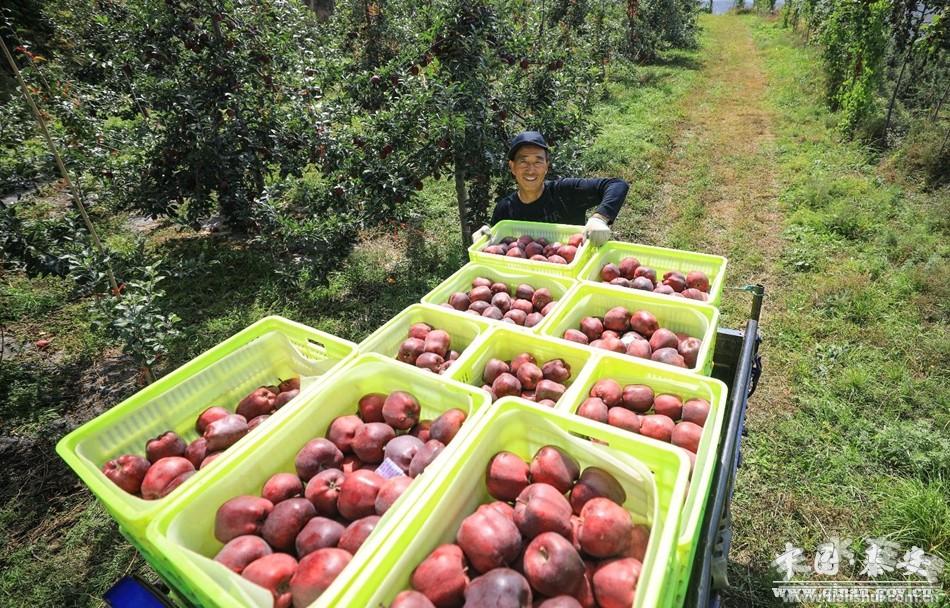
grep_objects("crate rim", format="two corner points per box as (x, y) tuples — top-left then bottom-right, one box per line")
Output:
(576, 240), (728, 304)
(55, 315), (357, 526)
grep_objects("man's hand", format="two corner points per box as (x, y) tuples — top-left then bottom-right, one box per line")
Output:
(471, 225), (491, 244)
(584, 215), (611, 247)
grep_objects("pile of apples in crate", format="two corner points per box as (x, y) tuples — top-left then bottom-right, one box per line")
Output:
(396, 324), (460, 374)
(390, 446), (649, 608)
(599, 258), (710, 302)
(209, 390), (467, 607)
(101, 377), (301, 499)
(576, 379), (709, 467)
(440, 278), (558, 328)
(562, 307), (701, 369)
(480, 233), (585, 265)
(481, 353), (572, 404)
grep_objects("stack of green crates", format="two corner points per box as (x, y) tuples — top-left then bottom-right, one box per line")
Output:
(327, 399), (691, 608)
(56, 220), (733, 608)
(144, 354), (492, 608)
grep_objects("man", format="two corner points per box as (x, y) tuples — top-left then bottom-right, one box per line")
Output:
(472, 131), (628, 246)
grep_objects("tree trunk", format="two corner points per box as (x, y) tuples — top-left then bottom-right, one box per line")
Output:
(455, 160), (472, 249)
(885, 7), (927, 144)
(626, 0), (639, 52)
(932, 80), (950, 121)
(883, 53), (909, 144)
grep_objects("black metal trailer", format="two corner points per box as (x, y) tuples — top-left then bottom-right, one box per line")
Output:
(104, 287), (765, 608)
(685, 285), (764, 608)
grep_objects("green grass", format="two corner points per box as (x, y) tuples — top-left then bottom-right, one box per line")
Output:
(584, 51), (704, 244)
(719, 16), (950, 603)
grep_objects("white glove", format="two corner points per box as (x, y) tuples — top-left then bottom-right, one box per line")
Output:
(584, 215), (611, 247)
(471, 225), (491, 244)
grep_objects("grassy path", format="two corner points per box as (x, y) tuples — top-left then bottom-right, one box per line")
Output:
(622, 13), (950, 606)
(630, 15), (796, 604)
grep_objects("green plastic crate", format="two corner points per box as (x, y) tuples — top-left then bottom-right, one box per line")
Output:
(145, 353), (492, 608)
(559, 351), (729, 607)
(447, 325), (597, 405)
(330, 398), (691, 608)
(468, 219), (594, 278)
(577, 240), (728, 306)
(420, 261), (576, 331)
(357, 303), (492, 371)
(55, 316), (356, 538)
(536, 282), (720, 375)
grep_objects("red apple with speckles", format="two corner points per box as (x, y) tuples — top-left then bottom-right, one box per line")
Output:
(261, 497), (316, 552)
(486, 451), (530, 502)
(577, 498), (633, 558)
(339, 514), (379, 554)
(352, 422), (396, 464)
(295, 438), (344, 481)
(358, 393), (387, 423)
(327, 415), (364, 454)
(383, 391), (421, 430)
(513, 483), (573, 540)
(102, 454), (150, 495)
(214, 535), (272, 574)
(305, 468), (345, 517)
(529, 446), (580, 494)
(145, 431), (186, 464)
(462, 568), (532, 607)
(409, 439), (445, 478)
(430, 408), (467, 445)
(523, 531), (585, 597)
(261, 472), (304, 504)
(592, 557), (641, 608)
(570, 467), (626, 515)
(215, 495), (274, 543)
(290, 548), (351, 607)
(411, 544), (470, 608)
(242, 553), (298, 608)
(337, 469), (384, 520)
(195, 406), (229, 435)
(236, 387), (277, 420)
(456, 504), (522, 574)
(296, 517), (345, 558)
(140, 456), (194, 500)
(376, 475), (413, 514)
(204, 414), (249, 452)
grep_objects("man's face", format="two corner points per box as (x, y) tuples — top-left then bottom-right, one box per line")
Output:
(509, 145), (549, 200)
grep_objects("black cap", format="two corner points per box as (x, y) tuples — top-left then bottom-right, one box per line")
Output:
(507, 131), (549, 160)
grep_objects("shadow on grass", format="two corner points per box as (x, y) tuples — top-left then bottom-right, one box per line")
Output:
(154, 234), (285, 327)
(645, 52), (704, 72)
(148, 219), (467, 351)
(722, 560), (786, 606)
(0, 451), (150, 605)
(296, 224), (468, 343)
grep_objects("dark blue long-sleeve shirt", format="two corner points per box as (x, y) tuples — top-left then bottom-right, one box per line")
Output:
(490, 178), (628, 226)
